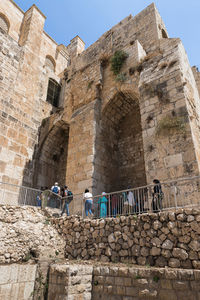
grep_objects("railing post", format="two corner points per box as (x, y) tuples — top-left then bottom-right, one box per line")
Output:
(82, 196), (84, 218)
(174, 184), (177, 209)
(24, 188), (28, 206)
(2, 184), (5, 204)
(138, 189), (140, 214)
(108, 194), (111, 217)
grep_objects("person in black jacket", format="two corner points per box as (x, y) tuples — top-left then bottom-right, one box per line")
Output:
(152, 179), (163, 212)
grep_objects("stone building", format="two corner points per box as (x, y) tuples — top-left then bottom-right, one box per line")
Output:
(0, 0), (200, 203)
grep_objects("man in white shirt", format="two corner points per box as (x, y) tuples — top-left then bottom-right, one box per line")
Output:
(84, 188), (93, 217)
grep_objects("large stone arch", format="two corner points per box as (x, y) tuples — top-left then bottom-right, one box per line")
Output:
(33, 119), (69, 189)
(93, 90), (147, 194)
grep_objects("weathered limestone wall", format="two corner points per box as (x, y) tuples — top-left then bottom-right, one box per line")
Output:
(0, 205), (65, 263)
(0, 0), (24, 41)
(63, 4), (200, 196)
(0, 30), (26, 186)
(65, 101), (97, 195)
(192, 66), (200, 96)
(54, 208), (200, 269)
(1, 0), (200, 203)
(48, 264), (93, 300)
(47, 263), (200, 300)
(139, 38), (200, 184)
(92, 265), (200, 300)
(0, 263), (37, 300)
(0, 0), (69, 191)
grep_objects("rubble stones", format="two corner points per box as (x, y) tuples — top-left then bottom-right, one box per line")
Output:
(0, 206), (65, 264)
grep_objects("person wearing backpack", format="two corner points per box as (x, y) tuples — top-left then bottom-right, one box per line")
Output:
(51, 182), (60, 195)
(50, 182), (60, 208)
(61, 185), (73, 216)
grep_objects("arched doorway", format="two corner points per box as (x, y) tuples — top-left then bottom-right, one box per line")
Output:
(33, 120), (69, 189)
(94, 92), (146, 194)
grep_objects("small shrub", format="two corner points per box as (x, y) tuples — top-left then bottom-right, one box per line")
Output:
(141, 82), (169, 103)
(94, 280), (99, 286)
(115, 72), (127, 82)
(153, 276), (160, 282)
(23, 252), (31, 262)
(135, 275), (141, 279)
(110, 50), (128, 75)
(156, 115), (186, 136)
(55, 250), (59, 256)
(44, 218), (50, 225)
(87, 80), (94, 90)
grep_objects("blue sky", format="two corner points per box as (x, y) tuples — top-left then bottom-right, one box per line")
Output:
(14, 0), (200, 69)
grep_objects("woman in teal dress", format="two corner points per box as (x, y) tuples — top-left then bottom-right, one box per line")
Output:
(98, 192), (108, 218)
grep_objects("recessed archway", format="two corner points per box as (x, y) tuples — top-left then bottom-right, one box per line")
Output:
(33, 120), (69, 189)
(0, 13), (10, 34)
(94, 92), (146, 194)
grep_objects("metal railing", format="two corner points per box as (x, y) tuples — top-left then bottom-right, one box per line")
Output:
(65, 176), (200, 218)
(0, 182), (62, 209)
(0, 181), (42, 206)
(0, 176), (200, 218)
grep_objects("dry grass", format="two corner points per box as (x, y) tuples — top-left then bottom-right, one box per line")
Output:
(156, 115), (186, 136)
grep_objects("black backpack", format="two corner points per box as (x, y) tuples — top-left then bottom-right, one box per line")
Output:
(67, 190), (73, 202)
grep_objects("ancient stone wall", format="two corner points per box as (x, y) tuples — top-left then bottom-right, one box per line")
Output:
(0, 0), (69, 191)
(63, 9), (200, 197)
(47, 263), (200, 300)
(54, 208), (200, 269)
(48, 264), (93, 300)
(0, 0), (24, 41)
(0, 263), (37, 300)
(1, 205), (200, 299)
(92, 265), (200, 300)
(0, 30), (23, 186)
(0, 0), (200, 204)
(192, 66), (200, 96)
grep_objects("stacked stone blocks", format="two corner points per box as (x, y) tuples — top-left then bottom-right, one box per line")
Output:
(53, 208), (200, 269)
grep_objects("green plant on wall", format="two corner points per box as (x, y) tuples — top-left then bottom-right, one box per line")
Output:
(156, 115), (186, 136)
(87, 80), (94, 90)
(110, 50), (128, 76)
(115, 72), (127, 82)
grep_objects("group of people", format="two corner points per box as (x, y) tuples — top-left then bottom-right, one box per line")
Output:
(36, 182), (73, 216)
(36, 179), (164, 218)
(83, 179), (164, 218)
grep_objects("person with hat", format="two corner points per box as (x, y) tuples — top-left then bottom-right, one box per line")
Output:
(50, 182), (60, 208)
(51, 182), (60, 195)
